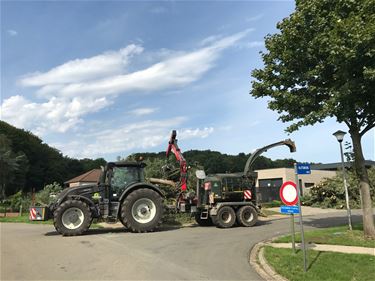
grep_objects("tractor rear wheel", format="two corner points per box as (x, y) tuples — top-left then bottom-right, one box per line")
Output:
(121, 188), (163, 233)
(194, 213), (213, 226)
(53, 199), (92, 236)
(212, 206), (236, 228)
(236, 205), (258, 227)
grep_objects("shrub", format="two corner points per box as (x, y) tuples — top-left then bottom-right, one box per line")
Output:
(302, 168), (375, 209)
(35, 182), (63, 206)
(9, 191), (31, 211)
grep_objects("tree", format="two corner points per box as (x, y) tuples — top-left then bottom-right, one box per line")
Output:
(251, 0), (375, 237)
(0, 135), (28, 198)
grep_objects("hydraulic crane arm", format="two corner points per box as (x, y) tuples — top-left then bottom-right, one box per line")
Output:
(243, 139), (296, 177)
(166, 130), (188, 191)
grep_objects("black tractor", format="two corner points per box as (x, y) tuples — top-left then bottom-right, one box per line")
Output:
(35, 161), (164, 236)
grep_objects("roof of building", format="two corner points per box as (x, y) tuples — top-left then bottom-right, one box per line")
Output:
(311, 160), (375, 171)
(65, 169), (101, 184)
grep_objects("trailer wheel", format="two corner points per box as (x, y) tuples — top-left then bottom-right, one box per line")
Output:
(54, 200), (92, 236)
(194, 213), (213, 226)
(236, 205), (258, 227)
(121, 188), (163, 233)
(212, 206), (236, 228)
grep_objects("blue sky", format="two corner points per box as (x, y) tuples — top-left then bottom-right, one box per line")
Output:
(1, 1), (374, 163)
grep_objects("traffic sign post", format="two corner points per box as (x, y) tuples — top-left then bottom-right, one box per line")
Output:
(295, 163), (308, 272)
(279, 181), (299, 254)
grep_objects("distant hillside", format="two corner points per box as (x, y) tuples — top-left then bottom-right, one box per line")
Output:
(0, 120), (297, 196)
(0, 121), (106, 196)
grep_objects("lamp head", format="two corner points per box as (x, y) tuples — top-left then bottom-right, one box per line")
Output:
(333, 130), (346, 142)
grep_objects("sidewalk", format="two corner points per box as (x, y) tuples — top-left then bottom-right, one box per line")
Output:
(267, 242), (375, 255)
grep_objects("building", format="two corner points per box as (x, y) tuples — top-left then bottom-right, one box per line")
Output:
(255, 168), (337, 202)
(311, 160), (375, 171)
(65, 169), (101, 187)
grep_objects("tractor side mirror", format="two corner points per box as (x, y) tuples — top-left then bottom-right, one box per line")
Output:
(195, 170), (206, 179)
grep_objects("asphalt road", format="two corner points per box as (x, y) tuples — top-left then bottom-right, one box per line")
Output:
(1, 210), (364, 280)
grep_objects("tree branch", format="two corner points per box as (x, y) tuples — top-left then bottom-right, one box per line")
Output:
(360, 122), (375, 137)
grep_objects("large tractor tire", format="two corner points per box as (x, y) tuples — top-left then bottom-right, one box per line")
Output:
(212, 206), (236, 228)
(53, 199), (92, 236)
(121, 188), (163, 233)
(236, 205), (258, 227)
(194, 213), (213, 226)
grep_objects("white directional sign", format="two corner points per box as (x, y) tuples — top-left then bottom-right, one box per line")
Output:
(279, 181), (298, 206)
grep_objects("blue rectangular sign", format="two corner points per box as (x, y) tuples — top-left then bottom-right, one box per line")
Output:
(280, 205), (300, 214)
(297, 163), (311, 175)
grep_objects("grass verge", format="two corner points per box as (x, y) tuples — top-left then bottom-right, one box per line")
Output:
(264, 246), (375, 281)
(260, 209), (285, 217)
(273, 224), (375, 248)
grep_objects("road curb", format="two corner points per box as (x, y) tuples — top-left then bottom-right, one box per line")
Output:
(249, 241), (289, 281)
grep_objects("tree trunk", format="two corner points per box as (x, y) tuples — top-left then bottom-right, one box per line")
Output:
(350, 129), (375, 239)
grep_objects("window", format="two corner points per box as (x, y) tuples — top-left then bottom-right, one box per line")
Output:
(258, 178), (283, 188)
(305, 182), (315, 189)
(111, 166), (139, 192)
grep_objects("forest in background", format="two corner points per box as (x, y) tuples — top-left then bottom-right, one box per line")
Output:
(1, 120), (296, 198)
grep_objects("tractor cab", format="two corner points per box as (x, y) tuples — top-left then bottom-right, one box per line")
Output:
(100, 161), (146, 201)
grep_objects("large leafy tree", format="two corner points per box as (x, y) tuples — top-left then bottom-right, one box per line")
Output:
(0, 135), (28, 198)
(251, 0), (375, 238)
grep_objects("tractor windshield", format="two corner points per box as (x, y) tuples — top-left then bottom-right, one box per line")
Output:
(111, 166), (141, 192)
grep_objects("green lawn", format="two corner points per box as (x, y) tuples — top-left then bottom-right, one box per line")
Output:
(261, 208), (285, 216)
(264, 246), (375, 281)
(274, 224), (375, 248)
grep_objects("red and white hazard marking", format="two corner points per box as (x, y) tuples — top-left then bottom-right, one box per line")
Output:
(244, 190), (252, 200)
(29, 208), (36, 220)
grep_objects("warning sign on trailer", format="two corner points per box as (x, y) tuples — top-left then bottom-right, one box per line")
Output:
(279, 181), (298, 206)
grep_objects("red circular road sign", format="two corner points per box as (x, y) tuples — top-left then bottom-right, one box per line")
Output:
(279, 181), (298, 206)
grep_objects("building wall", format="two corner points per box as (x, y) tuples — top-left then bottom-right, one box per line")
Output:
(255, 168), (337, 196)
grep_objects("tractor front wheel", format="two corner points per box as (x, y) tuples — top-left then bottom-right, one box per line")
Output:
(121, 188), (163, 233)
(54, 199), (92, 236)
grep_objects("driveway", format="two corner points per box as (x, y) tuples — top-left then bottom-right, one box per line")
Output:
(1, 209), (364, 280)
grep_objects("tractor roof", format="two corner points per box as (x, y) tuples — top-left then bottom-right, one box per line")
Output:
(109, 161), (147, 168)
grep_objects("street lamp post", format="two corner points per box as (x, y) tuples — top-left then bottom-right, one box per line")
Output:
(333, 130), (353, 231)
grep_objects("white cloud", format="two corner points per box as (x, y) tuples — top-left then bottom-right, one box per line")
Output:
(128, 107), (158, 116)
(0, 95), (111, 135)
(178, 127), (214, 139)
(200, 35), (223, 46)
(31, 29), (251, 99)
(2, 30), (251, 135)
(20, 44), (144, 87)
(7, 29), (18, 36)
(52, 117), (189, 158)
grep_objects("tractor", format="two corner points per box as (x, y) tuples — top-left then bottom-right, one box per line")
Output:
(30, 161), (164, 236)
